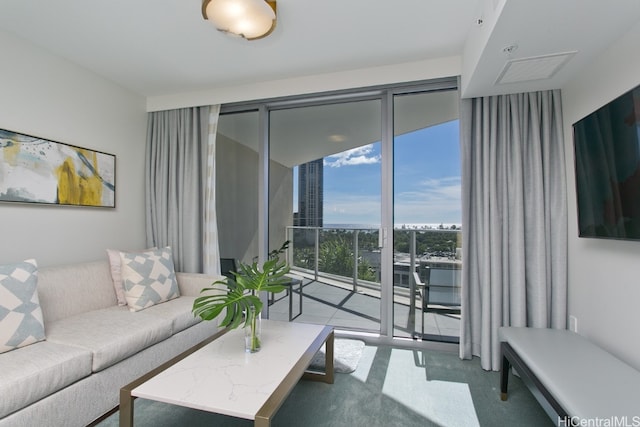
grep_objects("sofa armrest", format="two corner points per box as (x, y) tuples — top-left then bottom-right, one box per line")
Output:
(175, 272), (225, 297)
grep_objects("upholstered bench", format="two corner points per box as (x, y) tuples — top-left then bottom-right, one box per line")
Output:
(499, 327), (640, 423)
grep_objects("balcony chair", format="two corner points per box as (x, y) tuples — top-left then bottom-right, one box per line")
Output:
(412, 271), (461, 339)
(220, 257), (237, 280)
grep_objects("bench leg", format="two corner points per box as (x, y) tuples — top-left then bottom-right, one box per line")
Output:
(500, 349), (510, 401)
(499, 341), (569, 419)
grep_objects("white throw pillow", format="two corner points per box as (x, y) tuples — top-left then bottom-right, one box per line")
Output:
(0, 259), (45, 354)
(106, 247), (156, 306)
(120, 247), (180, 312)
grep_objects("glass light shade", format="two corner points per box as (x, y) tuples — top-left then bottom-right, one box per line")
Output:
(205, 0), (276, 40)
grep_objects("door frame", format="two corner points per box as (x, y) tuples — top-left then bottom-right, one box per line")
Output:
(219, 77), (459, 348)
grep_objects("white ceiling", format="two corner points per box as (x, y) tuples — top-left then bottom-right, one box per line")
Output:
(0, 0), (639, 100)
(0, 0), (478, 97)
(463, 0), (640, 97)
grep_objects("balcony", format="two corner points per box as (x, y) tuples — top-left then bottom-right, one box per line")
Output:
(267, 226), (461, 342)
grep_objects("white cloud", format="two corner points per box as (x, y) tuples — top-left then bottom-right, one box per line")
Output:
(418, 176), (461, 199)
(321, 175), (461, 226)
(324, 193), (381, 225)
(394, 176), (462, 224)
(324, 145), (380, 168)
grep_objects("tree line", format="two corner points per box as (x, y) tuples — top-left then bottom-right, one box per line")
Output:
(291, 228), (461, 281)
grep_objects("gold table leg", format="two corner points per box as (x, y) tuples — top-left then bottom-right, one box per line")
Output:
(119, 388), (134, 427)
(255, 327), (335, 426)
(302, 330), (335, 384)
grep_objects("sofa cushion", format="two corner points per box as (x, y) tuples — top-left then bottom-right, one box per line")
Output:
(120, 247), (180, 312)
(0, 259), (45, 354)
(37, 260), (117, 324)
(143, 296), (201, 334)
(0, 340), (92, 418)
(46, 306), (173, 372)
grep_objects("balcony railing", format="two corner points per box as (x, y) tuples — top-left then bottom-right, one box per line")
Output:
(284, 226), (462, 338)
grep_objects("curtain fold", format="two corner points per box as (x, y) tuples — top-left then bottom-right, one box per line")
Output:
(145, 105), (221, 274)
(203, 105), (221, 275)
(459, 90), (568, 371)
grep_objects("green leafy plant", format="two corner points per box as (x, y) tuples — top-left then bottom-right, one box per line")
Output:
(192, 241), (291, 350)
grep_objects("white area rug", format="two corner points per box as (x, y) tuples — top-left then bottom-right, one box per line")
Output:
(308, 338), (365, 373)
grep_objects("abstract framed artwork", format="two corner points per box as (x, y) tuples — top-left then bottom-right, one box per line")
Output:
(0, 129), (115, 208)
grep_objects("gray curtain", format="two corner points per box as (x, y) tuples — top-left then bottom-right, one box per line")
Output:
(459, 90), (568, 371)
(203, 105), (221, 276)
(145, 106), (211, 273)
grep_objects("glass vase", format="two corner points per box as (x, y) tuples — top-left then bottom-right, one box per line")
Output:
(244, 307), (261, 353)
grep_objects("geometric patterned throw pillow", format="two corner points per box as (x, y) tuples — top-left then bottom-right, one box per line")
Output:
(120, 247), (180, 312)
(106, 247), (157, 306)
(0, 259), (45, 354)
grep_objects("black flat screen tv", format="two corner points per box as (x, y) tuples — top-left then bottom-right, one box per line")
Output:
(573, 84), (640, 240)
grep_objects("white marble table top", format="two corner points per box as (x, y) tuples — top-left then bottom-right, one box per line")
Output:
(131, 320), (329, 421)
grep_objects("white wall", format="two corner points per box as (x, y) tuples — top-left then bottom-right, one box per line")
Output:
(0, 30), (148, 267)
(562, 21), (640, 370)
(216, 134), (259, 264)
(216, 134), (292, 264)
(147, 56), (461, 112)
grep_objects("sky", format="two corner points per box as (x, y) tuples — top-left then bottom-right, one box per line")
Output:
(294, 119), (461, 227)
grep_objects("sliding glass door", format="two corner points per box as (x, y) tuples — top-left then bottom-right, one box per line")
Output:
(215, 110), (260, 265)
(268, 100), (383, 333)
(216, 77), (461, 344)
(392, 90), (461, 342)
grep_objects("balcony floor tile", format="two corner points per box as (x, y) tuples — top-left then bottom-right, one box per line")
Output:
(268, 275), (460, 343)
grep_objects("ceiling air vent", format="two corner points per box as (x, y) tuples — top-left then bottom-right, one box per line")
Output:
(495, 51), (577, 85)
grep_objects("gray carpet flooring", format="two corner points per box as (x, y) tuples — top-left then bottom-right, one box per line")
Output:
(98, 344), (553, 427)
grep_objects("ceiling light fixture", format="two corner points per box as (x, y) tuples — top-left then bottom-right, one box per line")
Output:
(328, 134), (346, 143)
(202, 0), (277, 41)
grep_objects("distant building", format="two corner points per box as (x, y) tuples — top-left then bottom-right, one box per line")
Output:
(297, 159), (323, 227)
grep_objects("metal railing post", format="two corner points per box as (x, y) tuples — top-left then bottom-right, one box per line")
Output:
(286, 227), (293, 266)
(314, 227), (319, 281)
(352, 230), (359, 292)
(409, 230), (417, 337)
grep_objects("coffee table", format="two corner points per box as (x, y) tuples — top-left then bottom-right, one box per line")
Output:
(120, 320), (334, 427)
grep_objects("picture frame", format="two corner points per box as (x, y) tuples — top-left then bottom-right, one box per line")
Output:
(0, 128), (116, 208)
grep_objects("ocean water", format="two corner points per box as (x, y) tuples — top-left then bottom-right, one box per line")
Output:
(323, 223), (461, 230)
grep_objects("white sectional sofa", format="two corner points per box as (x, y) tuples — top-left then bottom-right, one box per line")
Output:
(0, 258), (223, 427)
